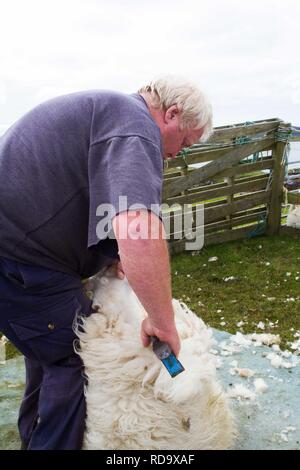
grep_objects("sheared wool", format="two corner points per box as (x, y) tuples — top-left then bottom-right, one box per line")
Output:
(227, 384), (256, 401)
(266, 352), (297, 369)
(254, 378), (268, 393)
(230, 368), (255, 378)
(76, 271), (236, 450)
(246, 333), (281, 347)
(286, 204), (300, 229)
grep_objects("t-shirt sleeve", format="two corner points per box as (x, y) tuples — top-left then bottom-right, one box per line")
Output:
(87, 136), (163, 247)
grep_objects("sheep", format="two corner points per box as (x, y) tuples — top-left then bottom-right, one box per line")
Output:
(286, 204), (300, 229)
(77, 270), (236, 450)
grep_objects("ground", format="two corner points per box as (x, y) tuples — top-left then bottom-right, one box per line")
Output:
(1, 231), (300, 450)
(171, 232), (300, 351)
(1, 330), (300, 450)
(2, 232), (300, 357)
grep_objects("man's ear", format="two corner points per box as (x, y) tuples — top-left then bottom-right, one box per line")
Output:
(164, 105), (179, 123)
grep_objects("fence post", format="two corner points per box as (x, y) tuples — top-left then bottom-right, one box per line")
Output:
(225, 176), (235, 230)
(266, 140), (288, 235)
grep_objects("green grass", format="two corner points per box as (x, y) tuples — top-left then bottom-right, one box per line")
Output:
(2, 232), (300, 359)
(171, 232), (300, 351)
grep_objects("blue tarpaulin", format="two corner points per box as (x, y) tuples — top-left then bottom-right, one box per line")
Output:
(0, 329), (299, 450)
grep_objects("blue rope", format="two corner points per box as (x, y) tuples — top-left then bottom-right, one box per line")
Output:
(276, 128), (293, 142)
(246, 213), (267, 239)
(178, 147), (189, 167)
(235, 135), (251, 145)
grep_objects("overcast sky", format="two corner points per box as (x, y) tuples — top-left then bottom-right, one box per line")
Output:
(0, 0), (299, 134)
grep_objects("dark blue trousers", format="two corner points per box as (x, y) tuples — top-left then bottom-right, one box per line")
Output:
(0, 257), (93, 450)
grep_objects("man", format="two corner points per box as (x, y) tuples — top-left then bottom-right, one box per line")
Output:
(0, 76), (212, 449)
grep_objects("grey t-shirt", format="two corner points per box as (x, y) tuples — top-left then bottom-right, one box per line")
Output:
(0, 91), (163, 278)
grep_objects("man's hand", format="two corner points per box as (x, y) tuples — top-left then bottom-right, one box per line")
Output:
(109, 258), (180, 356)
(141, 317), (180, 358)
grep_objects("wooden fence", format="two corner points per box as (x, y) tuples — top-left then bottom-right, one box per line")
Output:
(287, 191), (300, 205)
(285, 127), (300, 207)
(162, 118), (291, 254)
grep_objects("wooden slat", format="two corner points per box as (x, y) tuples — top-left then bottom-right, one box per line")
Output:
(204, 190), (271, 224)
(163, 192), (270, 239)
(187, 173), (269, 197)
(216, 157), (274, 179)
(169, 210), (267, 238)
(202, 189), (270, 210)
(204, 210), (267, 234)
(287, 191), (300, 205)
(206, 120), (280, 144)
(165, 175), (269, 206)
(163, 156), (274, 187)
(165, 162), (275, 194)
(163, 204), (202, 222)
(229, 173), (269, 185)
(187, 180), (231, 196)
(164, 170), (182, 179)
(163, 204), (267, 234)
(232, 206), (268, 219)
(163, 138), (275, 198)
(169, 225), (264, 254)
(204, 199), (227, 209)
(164, 137), (275, 170)
(163, 205), (202, 240)
(165, 146), (235, 170)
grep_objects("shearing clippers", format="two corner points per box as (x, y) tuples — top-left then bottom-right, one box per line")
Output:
(151, 336), (185, 378)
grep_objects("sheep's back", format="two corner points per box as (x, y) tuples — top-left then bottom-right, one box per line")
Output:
(77, 274), (236, 450)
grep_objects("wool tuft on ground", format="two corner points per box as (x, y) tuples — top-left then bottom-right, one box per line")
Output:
(286, 204), (300, 229)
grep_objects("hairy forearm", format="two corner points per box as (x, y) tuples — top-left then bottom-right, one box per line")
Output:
(113, 212), (175, 331)
(118, 237), (174, 330)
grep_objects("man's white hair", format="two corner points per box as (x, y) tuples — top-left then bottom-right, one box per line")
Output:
(138, 75), (213, 142)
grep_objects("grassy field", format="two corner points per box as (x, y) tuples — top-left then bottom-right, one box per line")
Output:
(171, 231), (300, 351)
(1, 231), (300, 359)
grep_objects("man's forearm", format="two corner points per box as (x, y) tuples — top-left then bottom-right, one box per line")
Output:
(118, 237), (174, 330)
(112, 212), (175, 331)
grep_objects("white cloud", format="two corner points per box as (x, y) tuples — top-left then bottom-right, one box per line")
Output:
(0, 81), (7, 104)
